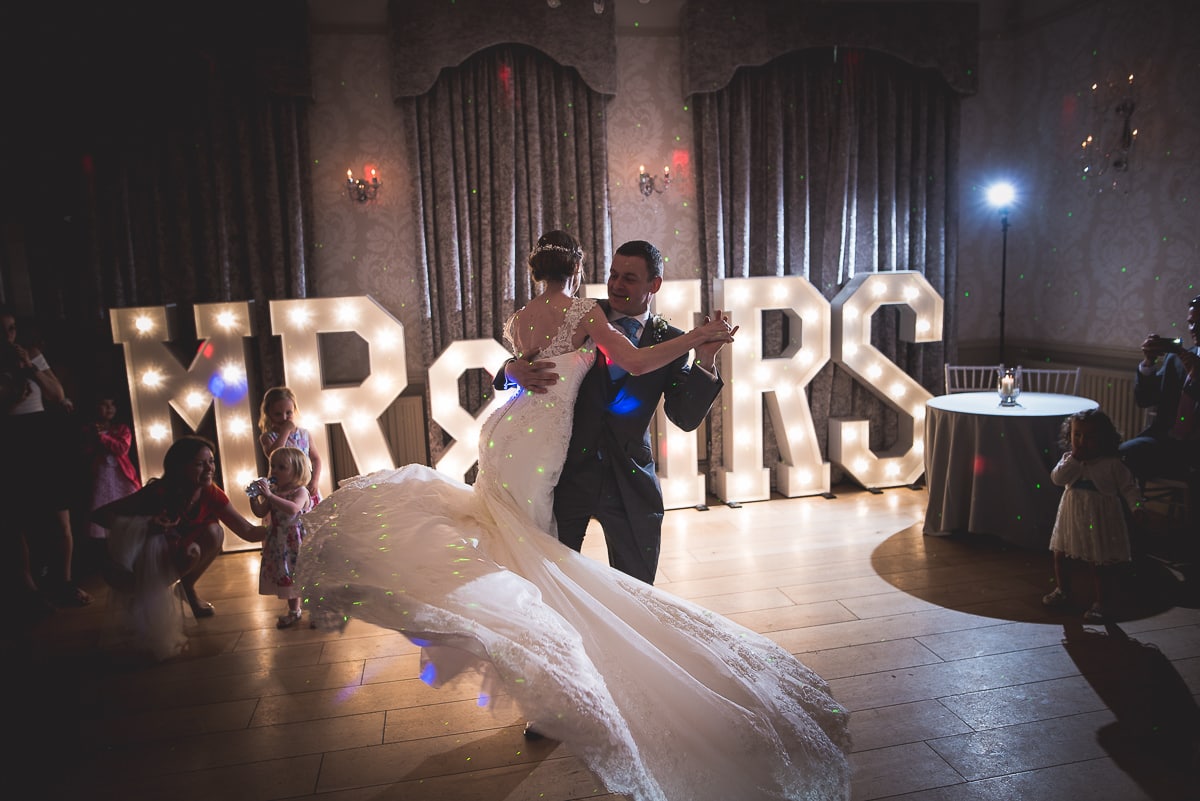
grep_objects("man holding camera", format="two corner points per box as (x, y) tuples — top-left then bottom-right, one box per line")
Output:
(1120, 293), (1200, 483)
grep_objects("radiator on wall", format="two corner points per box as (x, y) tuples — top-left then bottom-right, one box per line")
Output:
(1079, 368), (1144, 441)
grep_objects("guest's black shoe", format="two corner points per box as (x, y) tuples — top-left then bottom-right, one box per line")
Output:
(523, 722), (544, 740)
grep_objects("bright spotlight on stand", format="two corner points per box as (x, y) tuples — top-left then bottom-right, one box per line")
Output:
(986, 181), (1015, 209)
(984, 181), (1018, 364)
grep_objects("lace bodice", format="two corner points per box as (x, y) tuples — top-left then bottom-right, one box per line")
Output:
(503, 296), (597, 359)
(480, 296), (598, 532)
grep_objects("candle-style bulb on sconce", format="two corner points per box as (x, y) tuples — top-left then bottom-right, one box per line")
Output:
(638, 162), (672, 199)
(346, 165), (382, 203)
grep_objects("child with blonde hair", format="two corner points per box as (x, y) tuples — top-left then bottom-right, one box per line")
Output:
(248, 446), (312, 628)
(258, 386), (322, 504)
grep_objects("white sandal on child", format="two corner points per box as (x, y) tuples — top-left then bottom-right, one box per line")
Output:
(1042, 588), (1067, 607)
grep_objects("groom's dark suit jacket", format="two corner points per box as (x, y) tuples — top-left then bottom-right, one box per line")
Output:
(496, 299), (722, 583)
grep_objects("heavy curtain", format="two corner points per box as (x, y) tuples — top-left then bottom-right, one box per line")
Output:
(0, 1), (313, 396)
(400, 45), (612, 364)
(388, 0), (614, 465)
(693, 47), (962, 473)
(398, 44), (611, 465)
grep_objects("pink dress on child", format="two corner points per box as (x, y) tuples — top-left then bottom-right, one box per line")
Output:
(85, 422), (142, 539)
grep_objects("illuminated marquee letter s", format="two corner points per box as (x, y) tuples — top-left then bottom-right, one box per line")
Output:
(829, 271), (943, 489)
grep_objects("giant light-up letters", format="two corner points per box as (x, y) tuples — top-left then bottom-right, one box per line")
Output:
(427, 338), (514, 482)
(714, 277), (833, 502)
(112, 272), (943, 522)
(111, 302), (261, 525)
(270, 296), (409, 492)
(829, 271), (943, 488)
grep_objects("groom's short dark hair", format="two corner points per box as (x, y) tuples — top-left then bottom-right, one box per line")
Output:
(615, 240), (663, 280)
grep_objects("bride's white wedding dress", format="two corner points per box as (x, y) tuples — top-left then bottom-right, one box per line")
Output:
(298, 298), (851, 801)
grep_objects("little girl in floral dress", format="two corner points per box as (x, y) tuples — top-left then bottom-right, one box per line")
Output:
(248, 446), (312, 628)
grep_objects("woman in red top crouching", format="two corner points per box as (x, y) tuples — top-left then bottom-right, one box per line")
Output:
(94, 436), (265, 659)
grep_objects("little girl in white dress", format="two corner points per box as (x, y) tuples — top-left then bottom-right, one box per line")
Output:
(1042, 409), (1142, 622)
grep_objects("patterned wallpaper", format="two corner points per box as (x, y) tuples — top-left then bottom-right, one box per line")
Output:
(308, 30), (703, 378)
(607, 34), (703, 284)
(956, 0), (1200, 366)
(309, 33), (421, 375)
(310, 0), (1200, 379)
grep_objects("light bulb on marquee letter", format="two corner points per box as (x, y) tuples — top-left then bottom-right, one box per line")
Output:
(193, 303), (260, 526)
(829, 271), (943, 489)
(427, 339), (515, 482)
(110, 278), (948, 517)
(713, 277), (833, 503)
(270, 297), (409, 491)
(111, 302), (260, 535)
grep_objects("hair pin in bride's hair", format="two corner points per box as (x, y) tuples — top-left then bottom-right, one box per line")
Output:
(530, 243), (583, 260)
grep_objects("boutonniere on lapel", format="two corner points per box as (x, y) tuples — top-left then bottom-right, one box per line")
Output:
(649, 314), (670, 342)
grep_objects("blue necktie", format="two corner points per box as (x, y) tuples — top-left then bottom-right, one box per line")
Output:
(608, 317), (641, 380)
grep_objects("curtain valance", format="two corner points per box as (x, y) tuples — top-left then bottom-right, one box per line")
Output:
(682, 1), (978, 97)
(389, 0), (618, 98)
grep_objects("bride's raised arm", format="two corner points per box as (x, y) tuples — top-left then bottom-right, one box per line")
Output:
(583, 311), (736, 377)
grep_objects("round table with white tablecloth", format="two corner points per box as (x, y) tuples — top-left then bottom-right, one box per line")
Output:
(922, 392), (1100, 549)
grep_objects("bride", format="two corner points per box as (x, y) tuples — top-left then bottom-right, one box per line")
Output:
(298, 231), (851, 801)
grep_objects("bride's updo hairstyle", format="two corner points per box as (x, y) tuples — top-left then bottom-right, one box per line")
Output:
(528, 230), (584, 283)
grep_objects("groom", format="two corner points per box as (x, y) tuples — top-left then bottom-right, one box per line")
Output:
(497, 240), (729, 584)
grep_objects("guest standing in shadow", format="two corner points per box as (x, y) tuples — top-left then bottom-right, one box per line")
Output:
(1, 306), (89, 617)
(79, 391), (142, 576)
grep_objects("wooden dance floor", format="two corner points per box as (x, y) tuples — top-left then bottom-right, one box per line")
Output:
(10, 486), (1199, 800)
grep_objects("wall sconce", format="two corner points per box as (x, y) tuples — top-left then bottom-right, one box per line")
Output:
(1079, 73), (1138, 194)
(346, 166), (380, 203)
(638, 164), (670, 198)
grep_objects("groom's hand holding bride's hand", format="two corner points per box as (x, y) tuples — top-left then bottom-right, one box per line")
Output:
(506, 348), (560, 395)
(693, 310), (737, 374)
